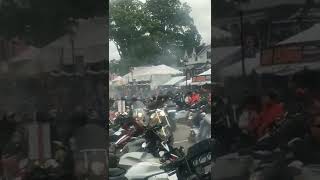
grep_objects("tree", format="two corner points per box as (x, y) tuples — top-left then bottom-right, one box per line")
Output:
(109, 0), (201, 72)
(0, 0), (106, 47)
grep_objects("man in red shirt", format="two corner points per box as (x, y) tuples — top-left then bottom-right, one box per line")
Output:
(250, 90), (284, 138)
(190, 91), (200, 105)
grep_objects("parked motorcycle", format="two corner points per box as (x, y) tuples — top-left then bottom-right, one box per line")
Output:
(161, 139), (213, 180)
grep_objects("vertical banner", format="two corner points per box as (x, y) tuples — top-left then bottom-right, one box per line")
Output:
(28, 122), (51, 160)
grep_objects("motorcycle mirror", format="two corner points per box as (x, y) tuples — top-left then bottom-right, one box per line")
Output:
(159, 151), (165, 157)
(159, 111), (166, 116)
(142, 142), (147, 148)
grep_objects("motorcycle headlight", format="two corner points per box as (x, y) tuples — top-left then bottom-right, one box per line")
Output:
(138, 112), (143, 118)
(159, 111), (166, 116)
(150, 113), (155, 119)
(159, 151), (165, 157)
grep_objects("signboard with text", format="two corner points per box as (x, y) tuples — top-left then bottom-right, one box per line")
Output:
(261, 44), (320, 66)
(192, 76), (206, 82)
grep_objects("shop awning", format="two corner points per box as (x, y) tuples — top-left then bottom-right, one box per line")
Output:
(256, 61), (320, 76)
(178, 79), (192, 86)
(198, 68), (211, 76)
(278, 23), (320, 45)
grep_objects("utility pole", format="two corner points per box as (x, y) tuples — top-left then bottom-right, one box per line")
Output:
(240, 8), (246, 77)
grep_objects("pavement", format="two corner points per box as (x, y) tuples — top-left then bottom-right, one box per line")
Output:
(173, 123), (194, 150)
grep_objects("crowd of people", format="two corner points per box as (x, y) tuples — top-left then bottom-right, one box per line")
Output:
(211, 70), (320, 178)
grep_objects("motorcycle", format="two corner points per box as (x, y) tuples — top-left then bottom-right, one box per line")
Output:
(109, 139), (180, 180)
(117, 124), (175, 168)
(147, 108), (173, 145)
(161, 139), (213, 180)
(109, 112), (145, 155)
(120, 124), (171, 156)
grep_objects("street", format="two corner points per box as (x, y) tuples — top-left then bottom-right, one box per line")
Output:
(173, 123), (193, 150)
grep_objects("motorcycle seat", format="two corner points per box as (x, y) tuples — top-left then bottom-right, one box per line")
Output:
(109, 168), (126, 177)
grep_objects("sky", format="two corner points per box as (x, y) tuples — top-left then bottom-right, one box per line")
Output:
(109, 0), (211, 61)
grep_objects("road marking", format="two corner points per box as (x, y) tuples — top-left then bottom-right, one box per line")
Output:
(174, 140), (188, 144)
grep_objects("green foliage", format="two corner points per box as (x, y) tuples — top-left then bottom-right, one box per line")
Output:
(0, 0), (106, 47)
(109, 0), (201, 71)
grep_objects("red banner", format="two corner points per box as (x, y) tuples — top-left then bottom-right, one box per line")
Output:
(192, 76), (206, 82)
(261, 44), (320, 66)
(261, 46), (302, 65)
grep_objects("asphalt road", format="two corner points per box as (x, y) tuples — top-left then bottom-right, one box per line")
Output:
(173, 123), (194, 150)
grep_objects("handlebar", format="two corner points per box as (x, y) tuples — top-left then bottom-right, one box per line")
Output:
(160, 157), (186, 171)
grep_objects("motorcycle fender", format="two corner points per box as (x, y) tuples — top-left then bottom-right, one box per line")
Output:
(119, 152), (159, 168)
(125, 162), (170, 179)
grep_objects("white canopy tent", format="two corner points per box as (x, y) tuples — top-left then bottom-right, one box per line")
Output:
(212, 26), (232, 39)
(221, 54), (260, 77)
(111, 76), (125, 86)
(254, 24), (320, 76)
(256, 61), (320, 76)
(6, 46), (42, 76)
(162, 76), (186, 86)
(212, 46), (241, 65)
(123, 64), (183, 89)
(178, 79), (192, 86)
(198, 68), (211, 76)
(278, 23), (320, 45)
